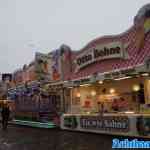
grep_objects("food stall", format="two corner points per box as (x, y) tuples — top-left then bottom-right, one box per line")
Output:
(7, 81), (59, 128)
(61, 4), (150, 138)
(7, 50), (64, 128)
(62, 68), (150, 138)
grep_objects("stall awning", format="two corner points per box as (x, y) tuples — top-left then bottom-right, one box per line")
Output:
(64, 63), (149, 87)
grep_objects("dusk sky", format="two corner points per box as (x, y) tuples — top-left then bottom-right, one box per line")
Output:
(0, 0), (150, 73)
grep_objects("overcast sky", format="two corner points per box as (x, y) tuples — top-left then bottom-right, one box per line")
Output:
(0, 0), (150, 73)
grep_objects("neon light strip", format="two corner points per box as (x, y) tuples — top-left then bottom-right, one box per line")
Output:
(14, 119), (55, 125)
(12, 120), (56, 128)
(114, 76), (132, 81)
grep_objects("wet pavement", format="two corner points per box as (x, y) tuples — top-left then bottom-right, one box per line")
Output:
(0, 124), (146, 150)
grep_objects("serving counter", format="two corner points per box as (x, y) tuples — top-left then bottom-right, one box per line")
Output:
(60, 113), (150, 138)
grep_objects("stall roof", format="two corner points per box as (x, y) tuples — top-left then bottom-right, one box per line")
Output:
(64, 25), (150, 80)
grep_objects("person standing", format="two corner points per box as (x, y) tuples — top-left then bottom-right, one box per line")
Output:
(112, 99), (119, 111)
(97, 101), (104, 116)
(118, 97), (129, 111)
(1, 103), (10, 130)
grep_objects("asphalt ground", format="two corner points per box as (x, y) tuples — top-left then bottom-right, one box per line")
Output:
(0, 124), (148, 150)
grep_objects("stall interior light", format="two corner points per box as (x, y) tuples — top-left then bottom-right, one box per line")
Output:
(91, 90), (96, 96)
(76, 92), (81, 98)
(80, 84), (91, 87)
(114, 76), (132, 81)
(124, 111), (135, 114)
(109, 88), (116, 94)
(86, 111), (91, 114)
(68, 87), (73, 88)
(132, 84), (140, 92)
(98, 81), (103, 84)
(142, 73), (149, 76)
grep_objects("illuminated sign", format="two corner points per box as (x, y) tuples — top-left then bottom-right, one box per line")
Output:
(80, 116), (129, 132)
(75, 41), (128, 71)
(64, 116), (78, 128)
(73, 78), (91, 85)
(104, 68), (136, 79)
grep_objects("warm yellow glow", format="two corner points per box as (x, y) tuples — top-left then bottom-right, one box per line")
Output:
(68, 87), (73, 88)
(91, 90), (96, 96)
(124, 111), (135, 114)
(114, 76), (132, 80)
(133, 84), (140, 92)
(76, 92), (81, 98)
(142, 73), (149, 77)
(80, 84), (91, 87)
(99, 80), (103, 84)
(109, 88), (116, 94)
(3, 101), (7, 104)
(86, 111), (90, 114)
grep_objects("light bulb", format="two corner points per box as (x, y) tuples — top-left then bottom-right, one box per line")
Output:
(110, 88), (115, 94)
(91, 90), (96, 96)
(99, 81), (103, 84)
(133, 84), (140, 92)
(76, 92), (81, 98)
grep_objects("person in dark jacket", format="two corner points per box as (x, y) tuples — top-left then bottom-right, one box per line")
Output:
(1, 103), (10, 130)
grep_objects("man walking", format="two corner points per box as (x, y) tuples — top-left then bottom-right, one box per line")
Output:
(1, 103), (10, 130)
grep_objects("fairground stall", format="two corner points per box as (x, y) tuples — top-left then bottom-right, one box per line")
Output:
(7, 49), (66, 128)
(7, 81), (57, 128)
(61, 4), (150, 138)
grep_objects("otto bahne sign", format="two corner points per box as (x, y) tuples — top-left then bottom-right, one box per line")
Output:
(75, 41), (128, 71)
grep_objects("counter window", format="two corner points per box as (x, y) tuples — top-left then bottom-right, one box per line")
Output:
(69, 77), (150, 114)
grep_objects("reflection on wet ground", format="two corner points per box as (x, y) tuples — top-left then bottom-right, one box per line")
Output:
(0, 125), (146, 150)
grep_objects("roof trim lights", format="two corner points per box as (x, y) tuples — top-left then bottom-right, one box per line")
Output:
(98, 80), (103, 84)
(114, 76), (132, 81)
(124, 111), (134, 114)
(141, 73), (149, 76)
(80, 84), (91, 87)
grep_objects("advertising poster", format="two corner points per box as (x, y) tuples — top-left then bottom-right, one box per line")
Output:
(51, 49), (61, 81)
(35, 52), (50, 81)
(63, 115), (130, 133)
(12, 70), (23, 85)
